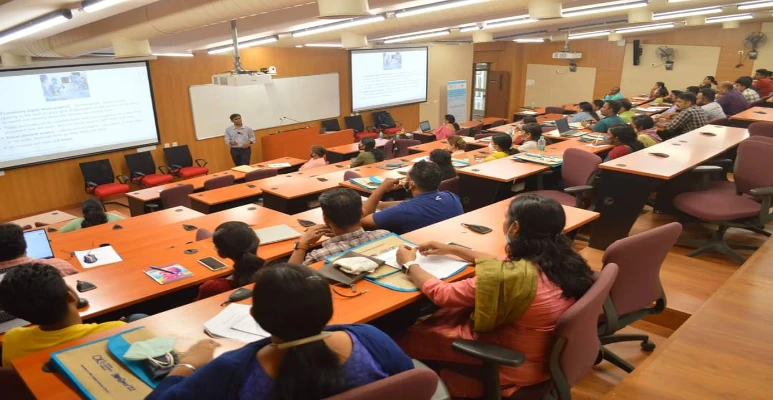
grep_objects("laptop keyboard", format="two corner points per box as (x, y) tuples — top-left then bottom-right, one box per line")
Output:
(0, 309), (17, 323)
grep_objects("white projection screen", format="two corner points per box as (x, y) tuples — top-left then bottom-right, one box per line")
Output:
(0, 61), (160, 170)
(350, 47), (428, 112)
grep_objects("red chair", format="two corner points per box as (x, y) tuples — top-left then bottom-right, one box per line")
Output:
(384, 140), (396, 160)
(489, 119), (505, 128)
(203, 175), (234, 190)
(79, 159), (130, 207)
(708, 117), (729, 126)
(163, 145), (208, 179)
(196, 228), (213, 241)
(470, 123), (484, 137)
(343, 171), (361, 181)
(345, 115), (378, 141)
(124, 152), (174, 188)
(244, 169), (278, 182)
(0, 368), (34, 400)
(474, 133), (494, 140)
(531, 148), (602, 208)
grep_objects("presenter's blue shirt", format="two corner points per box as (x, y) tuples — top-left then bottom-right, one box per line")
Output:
(373, 190), (464, 234)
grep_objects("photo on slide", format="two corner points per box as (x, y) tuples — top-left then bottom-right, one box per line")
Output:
(39, 72), (91, 102)
(382, 52), (402, 70)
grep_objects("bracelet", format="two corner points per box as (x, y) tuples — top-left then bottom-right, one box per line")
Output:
(175, 363), (197, 373)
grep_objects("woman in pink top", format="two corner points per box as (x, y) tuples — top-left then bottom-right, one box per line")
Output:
(395, 194), (594, 398)
(299, 145), (327, 170)
(433, 114), (460, 140)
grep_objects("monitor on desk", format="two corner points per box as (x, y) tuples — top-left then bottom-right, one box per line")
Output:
(23, 228), (54, 260)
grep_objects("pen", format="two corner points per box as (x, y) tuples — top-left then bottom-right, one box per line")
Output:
(150, 266), (175, 274)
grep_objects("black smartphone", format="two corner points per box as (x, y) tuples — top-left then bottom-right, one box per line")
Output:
(317, 177), (329, 182)
(198, 256), (229, 271)
(446, 241), (472, 250)
(649, 152), (670, 158)
(462, 223), (493, 234)
(297, 219), (316, 227)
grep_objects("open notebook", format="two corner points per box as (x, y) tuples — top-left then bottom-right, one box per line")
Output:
(253, 224), (301, 245)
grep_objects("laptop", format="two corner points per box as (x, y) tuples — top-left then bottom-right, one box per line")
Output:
(24, 228), (54, 259)
(555, 118), (580, 137)
(0, 267), (30, 333)
(418, 120), (431, 133)
(253, 224), (301, 245)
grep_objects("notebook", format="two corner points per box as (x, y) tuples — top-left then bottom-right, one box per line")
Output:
(143, 264), (193, 285)
(348, 176), (384, 190)
(253, 224), (301, 245)
(23, 228), (54, 259)
(231, 165), (258, 173)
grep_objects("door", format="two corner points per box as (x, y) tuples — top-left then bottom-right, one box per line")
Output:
(471, 63), (489, 120)
(485, 71), (510, 119)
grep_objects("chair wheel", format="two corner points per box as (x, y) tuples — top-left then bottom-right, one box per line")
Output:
(640, 340), (656, 352)
(594, 349), (603, 365)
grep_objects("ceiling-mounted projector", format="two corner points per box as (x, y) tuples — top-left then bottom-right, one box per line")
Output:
(553, 51), (582, 60)
(212, 71), (272, 86)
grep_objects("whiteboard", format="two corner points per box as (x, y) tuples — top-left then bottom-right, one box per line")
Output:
(189, 73), (340, 140)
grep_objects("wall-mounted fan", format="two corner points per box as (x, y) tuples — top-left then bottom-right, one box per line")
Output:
(744, 31), (767, 60)
(656, 46), (675, 70)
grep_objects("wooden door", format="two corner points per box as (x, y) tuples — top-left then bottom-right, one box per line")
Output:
(485, 71), (510, 119)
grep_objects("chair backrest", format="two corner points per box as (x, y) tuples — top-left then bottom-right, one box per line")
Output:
(474, 133), (493, 140)
(749, 98), (767, 108)
(541, 126), (555, 133)
(394, 139), (421, 157)
(384, 140), (395, 160)
(196, 228), (213, 241)
(244, 169), (278, 182)
(203, 175), (235, 190)
(747, 135), (773, 144)
(124, 152), (157, 176)
(163, 145), (194, 168)
(708, 117), (729, 126)
(79, 159), (116, 186)
(470, 123), (483, 137)
(546, 106), (565, 114)
(321, 118), (341, 132)
(602, 222), (681, 316)
(550, 263), (618, 396)
(344, 115), (365, 133)
(489, 119), (505, 127)
(735, 139), (773, 195)
(160, 184), (193, 208)
(562, 148), (603, 187)
(455, 128), (471, 137)
(0, 368), (35, 400)
(344, 171), (361, 180)
(438, 176), (460, 195)
(748, 121), (773, 138)
(324, 368), (439, 400)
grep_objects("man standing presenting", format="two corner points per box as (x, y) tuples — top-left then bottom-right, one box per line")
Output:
(225, 113), (255, 166)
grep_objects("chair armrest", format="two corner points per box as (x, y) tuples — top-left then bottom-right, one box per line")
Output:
(702, 158), (733, 166)
(158, 165), (171, 174)
(451, 339), (525, 367)
(195, 159), (208, 167)
(750, 187), (773, 198)
(85, 181), (98, 192)
(131, 171), (146, 178)
(751, 187), (773, 223)
(564, 185), (594, 194)
(538, 170), (554, 176)
(169, 164), (182, 170)
(116, 175), (129, 184)
(690, 165), (724, 173)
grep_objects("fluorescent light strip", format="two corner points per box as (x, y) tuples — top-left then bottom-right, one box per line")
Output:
(562, 1), (647, 17)
(207, 36), (278, 54)
(383, 30), (451, 44)
(485, 14), (530, 24)
(738, 1), (773, 10)
(378, 28), (450, 40)
(304, 43), (344, 48)
(652, 6), (723, 20)
(568, 30), (611, 39)
(563, 0), (642, 12)
(459, 26), (481, 32)
(82, 0), (128, 13)
(514, 38), (544, 43)
(152, 53), (194, 57)
(395, 0), (487, 18)
(615, 22), (675, 34)
(292, 15), (385, 38)
(0, 9), (72, 46)
(485, 18), (538, 29)
(706, 13), (754, 23)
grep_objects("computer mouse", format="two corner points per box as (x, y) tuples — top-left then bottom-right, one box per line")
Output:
(700, 132), (717, 136)
(83, 254), (98, 264)
(649, 152), (670, 158)
(47, 227), (57, 233)
(317, 177), (328, 182)
(183, 249), (199, 255)
(247, 184), (256, 188)
(76, 280), (97, 292)
(112, 224), (123, 230)
(77, 297), (89, 309)
(182, 224), (197, 231)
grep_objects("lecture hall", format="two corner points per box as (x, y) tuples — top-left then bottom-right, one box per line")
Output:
(1, 0), (772, 399)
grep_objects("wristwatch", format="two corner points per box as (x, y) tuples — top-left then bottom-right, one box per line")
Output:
(402, 261), (419, 274)
(293, 241), (309, 251)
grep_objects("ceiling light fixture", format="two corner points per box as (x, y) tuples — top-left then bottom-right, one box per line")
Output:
(738, 1), (773, 10)
(152, 53), (194, 57)
(395, 0), (487, 18)
(0, 9), (72, 46)
(706, 13), (754, 23)
(207, 35), (278, 54)
(485, 16), (538, 29)
(562, 1), (647, 17)
(459, 25), (481, 33)
(652, 6), (723, 20)
(514, 38), (544, 43)
(292, 15), (385, 37)
(378, 28), (450, 40)
(383, 29), (451, 44)
(304, 43), (344, 48)
(614, 22), (675, 34)
(82, 0), (129, 13)
(568, 30), (611, 39)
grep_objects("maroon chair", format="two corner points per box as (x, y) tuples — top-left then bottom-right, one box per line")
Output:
(0, 368), (34, 400)
(203, 175), (234, 190)
(438, 176), (460, 195)
(708, 117), (729, 126)
(545, 106), (564, 114)
(673, 140), (773, 263)
(531, 148), (602, 208)
(394, 139), (421, 157)
(244, 169), (278, 182)
(163, 145), (209, 179)
(748, 121), (773, 138)
(384, 140), (396, 160)
(124, 152), (174, 188)
(21, 224), (32, 230)
(343, 171), (362, 181)
(196, 228), (213, 241)
(489, 119), (505, 128)
(748, 97), (769, 108)
(324, 366), (440, 400)
(455, 128), (471, 137)
(79, 159), (130, 208)
(470, 123), (484, 137)
(34, 222), (48, 228)
(541, 126), (555, 133)
(450, 264), (619, 400)
(597, 222), (682, 373)
(475, 133), (494, 141)
(160, 184), (194, 209)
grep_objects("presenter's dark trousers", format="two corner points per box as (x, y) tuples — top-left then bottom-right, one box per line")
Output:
(230, 147), (251, 166)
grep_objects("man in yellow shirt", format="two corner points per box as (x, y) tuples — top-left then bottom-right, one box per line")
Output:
(0, 263), (125, 367)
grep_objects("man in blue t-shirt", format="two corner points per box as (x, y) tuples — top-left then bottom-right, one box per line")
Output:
(361, 161), (464, 235)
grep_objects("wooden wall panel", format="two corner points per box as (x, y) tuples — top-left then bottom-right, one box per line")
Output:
(0, 47), (419, 221)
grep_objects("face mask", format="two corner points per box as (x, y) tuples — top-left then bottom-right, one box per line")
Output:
(489, 143), (495, 151)
(123, 337), (176, 360)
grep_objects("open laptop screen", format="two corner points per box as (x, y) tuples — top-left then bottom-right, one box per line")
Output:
(419, 120), (431, 132)
(23, 228), (54, 259)
(555, 118), (570, 133)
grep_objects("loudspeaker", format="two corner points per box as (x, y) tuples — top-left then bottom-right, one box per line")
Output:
(372, 111), (396, 129)
(633, 40), (641, 66)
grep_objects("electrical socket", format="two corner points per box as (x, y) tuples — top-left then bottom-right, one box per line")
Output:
(172, 142), (178, 146)
(164, 143), (170, 148)
(738, 50), (745, 55)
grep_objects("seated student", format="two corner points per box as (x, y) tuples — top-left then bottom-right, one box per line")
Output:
(512, 116), (539, 145)
(433, 114), (460, 140)
(0, 224), (77, 276)
(288, 188), (389, 265)
(592, 99), (605, 118)
(659, 90), (683, 115)
(735, 76), (761, 104)
(605, 124), (644, 161)
(700, 76), (717, 91)
(445, 135), (468, 154)
(697, 89), (726, 121)
(659, 92), (710, 136)
(350, 137), (384, 167)
(196, 221), (265, 300)
(591, 100), (625, 133)
(429, 149), (457, 181)
(650, 81), (669, 99)
(568, 101), (600, 123)
(299, 145), (327, 171)
(753, 69), (773, 97)
(515, 123), (541, 152)
(361, 161), (464, 235)
(631, 114), (662, 147)
(0, 263), (126, 367)
(482, 133), (515, 162)
(686, 86), (700, 95)
(394, 194), (593, 398)
(603, 86), (624, 101)
(147, 264), (413, 400)
(716, 81), (749, 115)
(59, 199), (125, 233)
(617, 99), (636, 123)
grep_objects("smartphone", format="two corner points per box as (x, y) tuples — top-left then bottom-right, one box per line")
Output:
(198, 256), (229, 271)
(462, 223), (493, 234)
(446, 241), (472, 250)
(297, 219), (316, 227)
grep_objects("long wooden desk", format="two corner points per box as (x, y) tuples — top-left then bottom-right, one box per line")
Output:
(460, 117), (505, 129)
(589, 125), (749, 250)
(9, 210), (76, 227)
(729, 106), (773, 123)
(260, 128), (354, 160)
(326, 138), (390, 163)
(407, 137), (476, 154)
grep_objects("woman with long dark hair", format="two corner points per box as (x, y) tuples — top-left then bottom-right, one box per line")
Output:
(700, 76), (718, 90)
(569, 101), (600, 122)
(605, 124), (644, 161)
(429, 149), (457, 181)
(59, 199), (124, 233)
(350, 137), (384, 167)
(650, 81), (668, 99)
(196, 221), (265, 300)
(482, 133), (516, 162)
(394, 194), (593, 398)
(148, 264), (413, 400)
(434, 114), (461, 140)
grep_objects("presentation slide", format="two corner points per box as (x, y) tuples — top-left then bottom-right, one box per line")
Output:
(0, 62), (160, 170)
(351, 47), (428, 112)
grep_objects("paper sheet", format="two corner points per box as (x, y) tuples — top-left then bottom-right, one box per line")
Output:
(268, 162), (292, 168)
(203, 304), (270, 343)
(411, 156), (429, 162)
(373, 248), (469, 279)
(74, 245), (123, 269)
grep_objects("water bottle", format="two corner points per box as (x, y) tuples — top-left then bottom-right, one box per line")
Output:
(538, 136), (546, 151)
(378, 130), (384, 139)
(509, 127), (515, 136)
